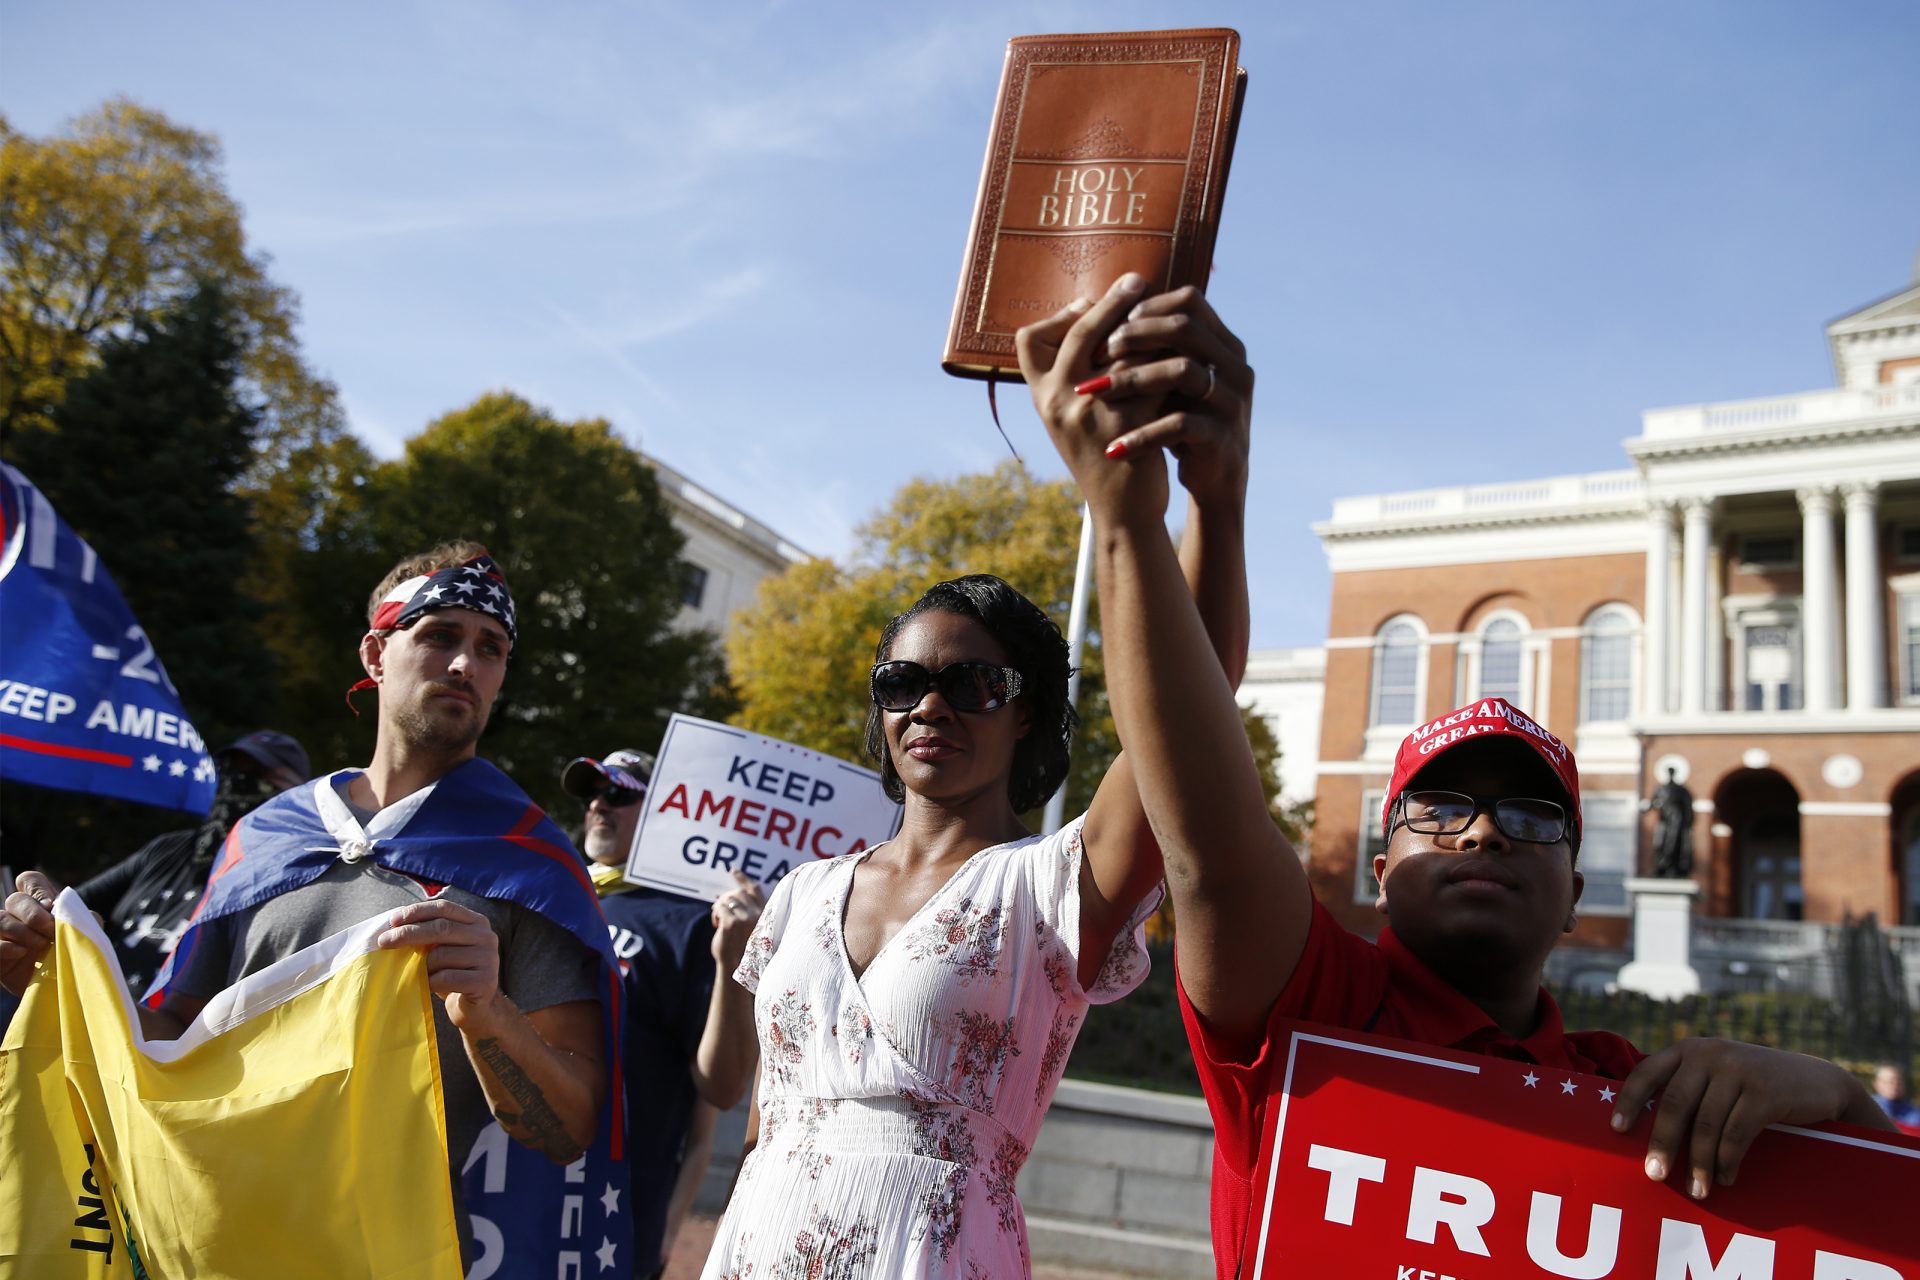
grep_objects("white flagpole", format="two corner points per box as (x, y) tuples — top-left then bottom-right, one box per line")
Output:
(1044, 503), (1095, 834)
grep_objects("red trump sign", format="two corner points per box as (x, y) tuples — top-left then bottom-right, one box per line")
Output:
(1242, 1021), (1918, 1279)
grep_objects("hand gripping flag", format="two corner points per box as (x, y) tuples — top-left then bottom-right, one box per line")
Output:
(148, 757), (634, 1279)
(0, 463), (214, 814)
(0, 890), (462, 1279)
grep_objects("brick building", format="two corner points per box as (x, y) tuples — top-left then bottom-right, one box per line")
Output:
(1249, 274), (1920, 961)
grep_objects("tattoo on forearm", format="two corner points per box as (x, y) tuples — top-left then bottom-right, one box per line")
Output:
(473, 1037), (586, 1163)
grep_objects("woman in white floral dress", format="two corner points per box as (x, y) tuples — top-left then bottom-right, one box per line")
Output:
(700, 283), (1252, 1280)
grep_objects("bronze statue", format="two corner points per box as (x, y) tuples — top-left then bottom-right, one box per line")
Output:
(1644, 766), (1695, 878)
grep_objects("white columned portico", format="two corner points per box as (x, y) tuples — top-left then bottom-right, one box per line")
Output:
(1643, 502), (1674, 715)
(1843, 481), (1889, 710)
(1679, 498), (1713, 715)
(1798, 485), (1841, 712)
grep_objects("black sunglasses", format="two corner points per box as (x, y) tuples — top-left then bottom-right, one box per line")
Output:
(584, 783), (645, 809)
(1390, 790), (1569, 845)
(870, 660), (1024, 713)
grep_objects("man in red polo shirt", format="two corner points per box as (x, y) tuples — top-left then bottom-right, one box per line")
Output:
(1013, 272), (1894, 1280)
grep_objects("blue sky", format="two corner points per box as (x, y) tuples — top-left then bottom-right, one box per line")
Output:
(6, 1), (1917, 648)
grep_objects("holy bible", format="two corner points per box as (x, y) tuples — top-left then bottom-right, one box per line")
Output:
(942, 28), (1246, 382)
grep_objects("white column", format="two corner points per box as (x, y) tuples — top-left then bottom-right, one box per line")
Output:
(1844, 481), (1889, 710)
(1643, 503), (1674, 716)
(1799, 486), (1841, 712)
(1679, 498), (1713, 715)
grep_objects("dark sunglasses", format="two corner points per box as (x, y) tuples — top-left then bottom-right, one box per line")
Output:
(584, 783), (645, 809)
(1390, 790), (1569, 845)
(870, 660), (1024, 713)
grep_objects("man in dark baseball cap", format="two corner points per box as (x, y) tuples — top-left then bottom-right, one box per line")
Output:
(561, 749), (654, 896)
(72, 730), (312, 991)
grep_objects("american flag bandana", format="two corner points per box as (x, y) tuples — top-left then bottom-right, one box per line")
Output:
(370, 554), (517, 653)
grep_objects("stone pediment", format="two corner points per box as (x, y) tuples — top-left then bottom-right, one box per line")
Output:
(1827, 282), (1920, 334)
(1826, 282), (1920, 388)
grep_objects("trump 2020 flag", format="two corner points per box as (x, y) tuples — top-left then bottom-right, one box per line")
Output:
(0, 890), (462, 1278)
(0, 463), (214, 814)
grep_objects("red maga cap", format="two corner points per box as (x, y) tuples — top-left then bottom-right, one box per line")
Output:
(1382, 697), (1581, 844)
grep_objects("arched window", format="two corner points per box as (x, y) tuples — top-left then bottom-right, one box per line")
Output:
(1580, 604), (1639, 723)
(1476, 617), (1524, 705)
(1369, 618), (1424, 727)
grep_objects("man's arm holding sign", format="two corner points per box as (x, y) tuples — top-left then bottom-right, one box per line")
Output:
(1613, 1038), (1894, 1200)
(379, 898), (605, 1163)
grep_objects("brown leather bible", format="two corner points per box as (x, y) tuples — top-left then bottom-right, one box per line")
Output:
(942, 28), (1246, 382)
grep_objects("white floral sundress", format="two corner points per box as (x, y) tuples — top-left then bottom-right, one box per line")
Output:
(699, 815), (1161, 1280)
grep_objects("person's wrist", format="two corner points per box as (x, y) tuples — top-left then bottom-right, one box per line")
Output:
(449, 987), (514, 1034)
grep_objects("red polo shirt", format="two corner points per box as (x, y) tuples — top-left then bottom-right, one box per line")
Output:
(1176, 899), (1644, 1278)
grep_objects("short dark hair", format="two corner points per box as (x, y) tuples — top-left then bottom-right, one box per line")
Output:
(863, 574), (1076, 814)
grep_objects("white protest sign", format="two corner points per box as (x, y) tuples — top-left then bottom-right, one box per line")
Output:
(623, 714), (902, 900)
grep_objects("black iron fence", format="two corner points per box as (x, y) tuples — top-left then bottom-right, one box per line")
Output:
(1068, 918), (1919, 1095)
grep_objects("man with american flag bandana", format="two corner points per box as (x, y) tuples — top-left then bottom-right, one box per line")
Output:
(3, 539), (632, 1274)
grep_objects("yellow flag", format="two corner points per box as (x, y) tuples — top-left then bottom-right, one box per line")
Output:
(0, 891), (463, 1279)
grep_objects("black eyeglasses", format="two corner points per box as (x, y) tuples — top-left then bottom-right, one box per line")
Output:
(1390, 790), (1569, 845)
(585, 784), (645, 809)
(870, 660), (1024, 713)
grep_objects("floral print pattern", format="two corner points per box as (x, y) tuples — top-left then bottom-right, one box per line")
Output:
(764, 988), (817, 1087)
(899, 898), (1006, 979)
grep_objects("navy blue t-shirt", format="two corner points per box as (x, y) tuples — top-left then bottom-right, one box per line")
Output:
(602, 886), (717, 1271)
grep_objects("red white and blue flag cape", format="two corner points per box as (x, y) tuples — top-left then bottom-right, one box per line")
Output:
(149, 756), (632, 1277)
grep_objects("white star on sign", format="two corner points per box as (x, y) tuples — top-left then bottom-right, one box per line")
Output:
(1560, 1078), (1578, 1096)
(168, 760), (187, 777)
(595, 1237), (617, 1271)
(193, 758), (215, 783)
(143, 755), (162, 772)
(1599, 1087), (1617, 1103)
(600, 1183), (620, 1217)
(1521, 1071), (1539, 1088)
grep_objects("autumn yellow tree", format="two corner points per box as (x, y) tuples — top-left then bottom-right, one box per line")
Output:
(0, 99), (339, 449)
(1, 98), (364, 711)
(728, 460), (1304, 837)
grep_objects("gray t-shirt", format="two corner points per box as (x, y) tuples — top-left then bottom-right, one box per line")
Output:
(169, 852), (600, 1253)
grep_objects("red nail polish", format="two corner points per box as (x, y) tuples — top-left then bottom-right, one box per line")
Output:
(1075, 375), (1112, 396)
(1105, 440), (1128, 459)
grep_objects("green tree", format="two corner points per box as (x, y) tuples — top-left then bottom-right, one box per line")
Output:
(727, 461), (1298, 833)
(1, 281), (277, 877)
(280, 392), (736, 818)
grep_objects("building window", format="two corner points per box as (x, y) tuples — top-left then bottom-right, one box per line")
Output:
(1476, 617), (1525, 705)
(1736, 533), (1799, 570)
(681, 563), (710, 610)
(1580, 605), (1637, 723)
(1739, 811), (1804, 920)
(1354, 789), (1386, 904)
(1369, 618), (1424, 727)
(1897, 525), (1920, 565)
(1576, 793), (1633, 915)
(1902, 593), (1920, 705)
(1741, 622), (1799, 711)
